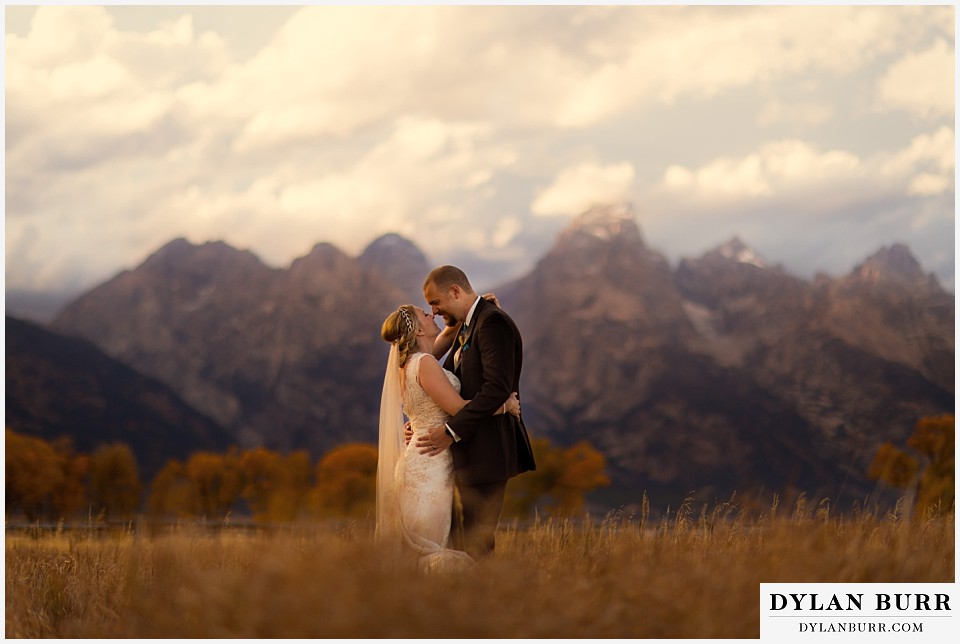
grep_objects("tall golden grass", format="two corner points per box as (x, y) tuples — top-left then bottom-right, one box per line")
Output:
(6, 497), (954, 638)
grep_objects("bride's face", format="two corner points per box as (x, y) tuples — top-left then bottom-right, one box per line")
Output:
(414, 306), (440, 338)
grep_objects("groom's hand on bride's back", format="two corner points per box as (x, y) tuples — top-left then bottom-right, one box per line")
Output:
(416, 425), (453, 456)
(404, 421), (413, 446)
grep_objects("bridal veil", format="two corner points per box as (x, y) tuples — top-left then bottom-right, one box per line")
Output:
(375, 342), (404, 544)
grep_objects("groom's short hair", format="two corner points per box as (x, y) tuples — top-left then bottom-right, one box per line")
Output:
(424, 265), (474, 293)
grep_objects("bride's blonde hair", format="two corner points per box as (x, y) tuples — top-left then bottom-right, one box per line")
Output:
(381, 305), (419, 367)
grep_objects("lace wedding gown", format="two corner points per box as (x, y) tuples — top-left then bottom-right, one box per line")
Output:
(396, 352), (475, 573)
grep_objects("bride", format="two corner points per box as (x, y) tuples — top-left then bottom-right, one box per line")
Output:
(377, 302), (520, 572)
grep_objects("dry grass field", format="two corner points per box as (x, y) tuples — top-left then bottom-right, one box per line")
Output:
(5, 498), (954, 638)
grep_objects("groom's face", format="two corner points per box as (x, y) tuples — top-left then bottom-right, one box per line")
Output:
(424, 282), (462, 328)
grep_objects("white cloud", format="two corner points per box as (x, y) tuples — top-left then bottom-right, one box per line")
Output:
(667, 154), (770, 199)
(877, 39), (954, 119)
(10, 5), (116, 66)
(491, 217), (522, 249)
(758, 100), (834, 127)
(162, 115), (515, 266)
(654, 128), (955, 237)
(48, 54), (129, 100)
(908, 174), (952, 197)
(180, 5), (454, 147)
(6, 6), (229, 175)
(550, 6), (922, 127)
(660, 140), (863, 204)
(882, 126), (955, 176)
(531, 162), (636, 217)
(881, 127), (955, 197)
(174, 5), (952, 138)
(4, 5), (955, 295)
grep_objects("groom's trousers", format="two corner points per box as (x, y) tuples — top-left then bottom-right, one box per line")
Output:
(451, 480), (507, 559)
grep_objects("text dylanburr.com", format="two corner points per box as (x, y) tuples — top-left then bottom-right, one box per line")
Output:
(761, 583), (955, 642)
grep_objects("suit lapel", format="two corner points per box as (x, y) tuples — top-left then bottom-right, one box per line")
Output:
(457, 297), (486, 379)
(464, 297), (487, 347)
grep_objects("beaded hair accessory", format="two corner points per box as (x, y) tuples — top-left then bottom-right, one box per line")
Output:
(398, 307), (415, 337)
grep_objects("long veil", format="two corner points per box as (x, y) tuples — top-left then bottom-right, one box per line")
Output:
(375, 343), (404, 544)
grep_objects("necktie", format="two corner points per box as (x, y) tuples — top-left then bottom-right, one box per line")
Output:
(454, 324), (469, 370)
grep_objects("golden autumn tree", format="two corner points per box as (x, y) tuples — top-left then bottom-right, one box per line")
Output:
(504, 437), (610, 517)
(87, 443), (142, 519)
(240, 447), (285, 521)
(554, 441), (611, 513)
(312, 443), (378, 518)
(49, 437), (90, 519)
(238, 448), (313, 523)
(266, 450), (313, 522)
(185, 450), (245, 519)
(869, 444), (918, 488)
(869, 415), (955, 516)
(148, 459), (198, 518)
(5, 429), (66, 521)
(908, 415), (955, 512)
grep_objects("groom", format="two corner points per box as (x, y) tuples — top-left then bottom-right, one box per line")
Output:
(417, 265), (536, 558)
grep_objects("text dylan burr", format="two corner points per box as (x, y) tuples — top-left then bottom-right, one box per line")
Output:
(770, 593), (951, 612)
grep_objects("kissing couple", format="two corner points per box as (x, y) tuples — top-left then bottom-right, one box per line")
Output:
(376, 265), (536, 572)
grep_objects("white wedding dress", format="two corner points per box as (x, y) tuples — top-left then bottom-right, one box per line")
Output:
(392, 352), (474, 573)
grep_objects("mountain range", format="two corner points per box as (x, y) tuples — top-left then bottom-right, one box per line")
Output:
(495, 205), (953, 503)
(6, 316), (232, 480)
(10, 204), (952, 506)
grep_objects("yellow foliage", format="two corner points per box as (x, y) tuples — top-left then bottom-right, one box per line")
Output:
(148, 460), (197, 518)
(505, 437), (610, 517)
(867, 415), (955, 516)
(239, 448), (314, 523)
(265, 451), (313, 523)
(87, 443), (142, 519)
(6, 429), (66, 520)
(186, 450), (244, 519)
(51, 438), (90, 519)
(868, 443), (919, 489)
(239, 447), (283, 518)
(312, 443), (378, 518)
(7, 430), (611, 524)
(6, 429), (92, 521)
(909, 415), (955, 514)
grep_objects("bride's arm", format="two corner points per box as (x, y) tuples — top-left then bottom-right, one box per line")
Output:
(418, 355), (469, 417)
(418, 354), (519, 418)
(432, 322), (460, 360)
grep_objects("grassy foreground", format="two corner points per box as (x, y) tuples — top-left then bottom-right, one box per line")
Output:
(5, 501), (954, 638)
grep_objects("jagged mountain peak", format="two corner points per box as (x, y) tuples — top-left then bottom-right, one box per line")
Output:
(155, 236), (192, 253)
(710, 237), (769, 269)
(675, 237), (778, 299)
(565, 202), (640, 239)
(141, 237), (202, 265)
(289, 242), (350, 270)
(358, 233), (429, 274)
(141, 238), (264, 273)
(306, 241), (347, 257)
(357, 233), (431, 300)
(147, 237), (241, 258)
(361, 232), (423, 255)
(555, 203), (646, 253)
(851, 243), (928, 285)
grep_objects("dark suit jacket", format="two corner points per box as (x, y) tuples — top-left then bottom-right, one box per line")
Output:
(444, 297), (536, 486)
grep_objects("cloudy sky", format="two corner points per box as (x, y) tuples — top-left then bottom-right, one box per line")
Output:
(5, 3), (955, 301)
